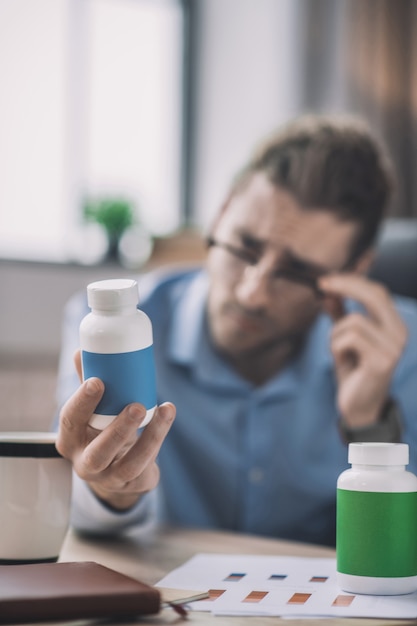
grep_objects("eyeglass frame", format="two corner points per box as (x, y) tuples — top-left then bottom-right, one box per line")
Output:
(207, 236), (353, 298)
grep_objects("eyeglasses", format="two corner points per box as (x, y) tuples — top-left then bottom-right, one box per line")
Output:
(207, 236), (328, 297)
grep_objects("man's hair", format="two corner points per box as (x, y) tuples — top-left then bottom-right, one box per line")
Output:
(232, 114), (396, 262)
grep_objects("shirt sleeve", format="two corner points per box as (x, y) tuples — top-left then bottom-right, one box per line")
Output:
(70, 472), (158, 536)
(391, 298), (417, 468)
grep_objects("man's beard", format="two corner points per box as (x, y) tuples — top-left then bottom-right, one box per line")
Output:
(210, 305), (319, 384)
(222, 323), (309, 361)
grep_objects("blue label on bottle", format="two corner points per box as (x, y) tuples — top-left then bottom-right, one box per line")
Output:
(82, 346), (157, 415)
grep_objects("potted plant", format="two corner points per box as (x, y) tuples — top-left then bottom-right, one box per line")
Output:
(83, 196), (135, 259)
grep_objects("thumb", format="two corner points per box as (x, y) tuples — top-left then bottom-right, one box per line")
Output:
(321, 294), (346, 322)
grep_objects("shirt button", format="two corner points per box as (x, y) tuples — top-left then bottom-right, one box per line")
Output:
(248, 467), (264, 484)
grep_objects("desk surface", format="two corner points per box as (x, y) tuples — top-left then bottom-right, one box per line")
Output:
(54, 526), (409, 626)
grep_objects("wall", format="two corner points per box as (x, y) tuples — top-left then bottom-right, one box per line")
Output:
(0, 0), (303, 362)
(0, 261), (132, 362)
(0, 230), (205, 361)
(0, 230), (206, 428)
(191, 0), (302, 230)
(0, 261), (127, 428)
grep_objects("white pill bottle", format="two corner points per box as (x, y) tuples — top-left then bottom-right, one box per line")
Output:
(336, 442), (417, 595)
(79, 278), (157, 430)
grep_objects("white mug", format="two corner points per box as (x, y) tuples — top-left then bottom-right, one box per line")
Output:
(0, 432), (72, 564)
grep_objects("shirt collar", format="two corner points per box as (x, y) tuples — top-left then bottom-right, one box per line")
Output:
(168, 271), (248, 391)
(168, 270), (209, 365)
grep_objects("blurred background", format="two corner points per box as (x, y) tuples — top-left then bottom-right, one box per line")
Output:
(0, 0), (416, 428)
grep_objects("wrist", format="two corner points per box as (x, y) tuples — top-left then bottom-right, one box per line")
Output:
(339, 398), (402, 444)
(340, 398), (386, 431)
(89, 483), (142, 513)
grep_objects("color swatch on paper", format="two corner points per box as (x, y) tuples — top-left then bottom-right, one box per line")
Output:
(156, 553), (417, 619)
(224, 572), (246, 581)
(332, 595), (355, 607)
(206, 589), (226, 601)
(243, 591), (268, 603)
(288, 592), (312, 605)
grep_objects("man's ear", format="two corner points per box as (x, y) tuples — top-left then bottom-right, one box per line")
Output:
(352, 248), (375, 275)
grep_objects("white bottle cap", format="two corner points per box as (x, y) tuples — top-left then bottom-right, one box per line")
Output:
(348, 442), (409, 466)
(87, 278), (139, 311)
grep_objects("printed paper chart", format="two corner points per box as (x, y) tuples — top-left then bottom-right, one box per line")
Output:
(156, 553), (417, 619)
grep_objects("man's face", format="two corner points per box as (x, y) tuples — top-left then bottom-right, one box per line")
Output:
(206, 173), (360, 362)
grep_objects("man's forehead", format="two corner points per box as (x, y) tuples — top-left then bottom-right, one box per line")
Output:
(220, 176), (295, 229)
(218, 174), (360, 267)
(223, 175), (351, 233)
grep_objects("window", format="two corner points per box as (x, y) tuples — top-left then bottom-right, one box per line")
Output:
(0, 0), (185, 262)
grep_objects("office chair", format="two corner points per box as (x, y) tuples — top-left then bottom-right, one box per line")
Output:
(368, 218), (417, 301)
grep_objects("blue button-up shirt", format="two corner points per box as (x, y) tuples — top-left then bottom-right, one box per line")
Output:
(57, 268), (417, 546)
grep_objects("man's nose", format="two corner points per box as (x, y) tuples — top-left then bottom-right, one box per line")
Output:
(235, 264), (272, 309)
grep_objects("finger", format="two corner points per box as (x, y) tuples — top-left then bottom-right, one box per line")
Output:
(330, 322), (398, 375)
(332, 310), (407, 355)
(83, 402), (175, 492)
(103, 458), (161, 496)
(136, 402), (176, 461)
(321, 294), (346, 322)
(319, 273), (402, 329)
(332, 312), (387, 345)
(74, 349), (83, 382)
(106, 402), (176, 485)
(78, 403), (148, 475)
(92, 460), (161, 499)
(56, 377), (104, 457)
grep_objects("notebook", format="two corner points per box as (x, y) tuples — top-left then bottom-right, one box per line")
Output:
(0, 560), (161, 624)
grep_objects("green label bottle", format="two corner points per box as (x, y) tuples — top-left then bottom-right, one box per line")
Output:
(336, 442), (417, 595)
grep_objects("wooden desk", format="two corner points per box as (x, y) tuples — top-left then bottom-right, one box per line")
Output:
(55, 526), (408, 626)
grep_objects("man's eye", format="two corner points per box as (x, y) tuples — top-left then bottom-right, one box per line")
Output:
(285, 258), (309, 273)
(238, 236), (263, 261)
(233, 247), (258, 264)
(280, 258), (318, 277)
